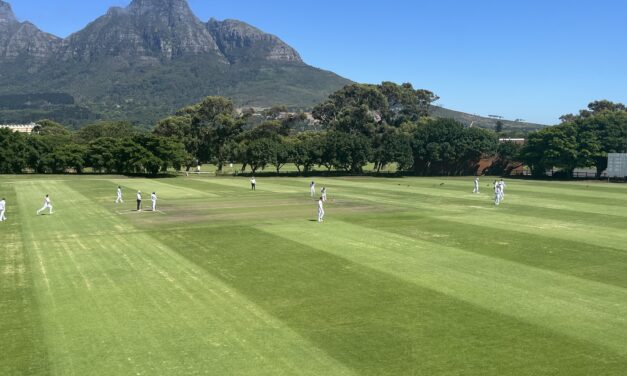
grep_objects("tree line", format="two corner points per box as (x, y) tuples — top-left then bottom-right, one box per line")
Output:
(153, 82), (499, 175)
(0, 120), (186, 175)
(6, 82), (622, 178)
(519, 101), (627, 177)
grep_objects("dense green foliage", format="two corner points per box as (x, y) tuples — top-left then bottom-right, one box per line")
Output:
(148, 84), (498, 175)
(0, 120), (187, 176)
(520, 100), (627, 176)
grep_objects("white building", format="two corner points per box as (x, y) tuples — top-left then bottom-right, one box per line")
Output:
(0, 122), (37, 133)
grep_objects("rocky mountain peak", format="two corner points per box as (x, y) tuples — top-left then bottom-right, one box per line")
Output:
(128, 0), (194, 17)
(0, 0), (17, 23)
(207, 18), (303, 63)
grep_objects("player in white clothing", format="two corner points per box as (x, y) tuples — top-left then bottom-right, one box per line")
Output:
(151, 192), (157, 211)
(136, 191), (142, 212)
(317, 196), (325, 223)
(0, 198), (6, 221)
(250, 177), (256, 190)
(115, 186), (123, 203)
(494, 182), (502, 206)
(321, 187), (327, 202)
(498, 179), (506, 201)
(473, 177), (480, 194)
(36, 194), (53, 215)
(310, 181), (316, 197)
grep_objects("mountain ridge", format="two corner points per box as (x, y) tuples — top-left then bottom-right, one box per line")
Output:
(0, 0), (349, 127)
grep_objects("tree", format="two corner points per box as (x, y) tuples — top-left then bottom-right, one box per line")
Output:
(373, 131), (414, 172)
(270, 138), (291, 173)
(134, 134), (188, 175)
(242, 138), (276, 173)
(160, 96), (244, 170)
(87, 138), (121, 173)
(322, 131), (373, 172)
(495, 121), (504, 133)
(379, 82), (439, 125)
(0, 129), (30, 173)
(490, 141), (523, 176)
(289, 133), (324, 173)
(33, 120), (72, 137)
(411, 118), (497, 175)
(312, 84), (388, 125)
(520, 124), (582, 177)
(74, 121), (138, 144)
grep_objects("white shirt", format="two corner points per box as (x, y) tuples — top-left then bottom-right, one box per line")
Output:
(44, 197), (50, 205)
(137, 193), (142, 200)
(251, 178), (256, 184)
(117, 188), (122, 196)
(0, 200), (5, 210)
(151, 194), (157, 201)
(318, 199), (324, 210)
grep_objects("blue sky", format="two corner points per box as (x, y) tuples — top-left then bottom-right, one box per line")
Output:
(9, 0), (627, 124)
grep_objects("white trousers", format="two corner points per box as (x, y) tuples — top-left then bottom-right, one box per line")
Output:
(152, 201), (157, 211)
(37, 204), (53, 214)
(310, 188), (315, 197)
(115, 195), (123, 203)
(318, 209), (325, 222)
(0, 210), (5, 221)
(473, 184), (479, 193)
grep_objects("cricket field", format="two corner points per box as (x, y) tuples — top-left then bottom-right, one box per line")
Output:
(1, 175), (627, 375)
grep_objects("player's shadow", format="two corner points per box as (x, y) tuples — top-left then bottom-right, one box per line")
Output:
(308, 219), (318, 222)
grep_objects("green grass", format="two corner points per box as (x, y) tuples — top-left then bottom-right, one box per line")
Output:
(1, 175), (627, 375)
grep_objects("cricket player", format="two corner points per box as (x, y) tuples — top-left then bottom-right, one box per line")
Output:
(151, 192), (157, 211)
(115, 186), (123, 203)
(310, 181), (316, 197)
(251, 177), (256, 190)
(498, 179), (506, 201)
(317, 196), (325, 223)
(473, 177), (480, 194)
(36, 194), (53, 215)
(136, 191), (142, 212)
(0, 197), (6, 221)
(494, 182), (502, 206)
(321, 187), (327, 202)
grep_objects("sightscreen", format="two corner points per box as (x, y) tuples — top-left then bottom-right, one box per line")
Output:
(607, 153), (627, 177)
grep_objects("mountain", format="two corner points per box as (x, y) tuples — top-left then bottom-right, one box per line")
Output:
(0, 0), (351, 127)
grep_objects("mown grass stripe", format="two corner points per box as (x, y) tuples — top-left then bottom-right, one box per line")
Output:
(260, 220), (627, 355)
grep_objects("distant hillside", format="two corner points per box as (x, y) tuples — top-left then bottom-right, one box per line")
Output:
(431, 106), (547, 132)
(0, 0), (350, 128)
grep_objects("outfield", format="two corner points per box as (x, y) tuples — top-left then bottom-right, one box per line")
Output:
(1, 175), (627, 375)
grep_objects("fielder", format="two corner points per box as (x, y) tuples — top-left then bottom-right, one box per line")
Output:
(317, 196), (325, 223)
(321, 187), (327, 202)
(251, 177), (256, 190)
(136, 191), (142, 212)
(310, 181), (316, 197)
(115, 186), (123, 203)
(36, 194), (53, 215)
(151, 192), (157, 211)
(494, 182), (502, 206)
(498, 179), (506, 201)
(0, 197), (6, 221)
(473, 177), (480, 193)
